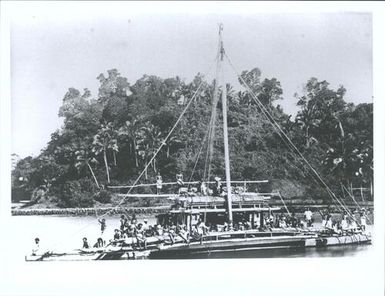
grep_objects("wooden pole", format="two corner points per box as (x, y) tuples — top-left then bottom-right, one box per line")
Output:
(206, 24), (223, 180)
(370, 180), (373, 198)
(219, 24), (233, 228)
(107, 180), (269, 189)
(360, 182), (364, 202)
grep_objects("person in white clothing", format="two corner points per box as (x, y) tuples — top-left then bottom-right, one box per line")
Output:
(341, 217), (348, 231)
(360, 214), (367, 231)
(200, 181), (207, 196)
(325, 216), (333, 230)
(156, 174), (163, 195)
(350, 219), (358, 231)
(32, 238), (40, 255)
(304, 208), (313, 227)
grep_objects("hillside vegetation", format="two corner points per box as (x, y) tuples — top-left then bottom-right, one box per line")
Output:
(11, 68), (373, 208)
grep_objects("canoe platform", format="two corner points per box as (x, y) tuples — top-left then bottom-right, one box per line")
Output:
(25, 230), (371, 261)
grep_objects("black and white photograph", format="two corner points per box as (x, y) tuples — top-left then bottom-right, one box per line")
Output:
(0, 1), (384, 295)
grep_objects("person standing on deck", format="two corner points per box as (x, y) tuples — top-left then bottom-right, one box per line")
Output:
(119, 215), (128, 232)
(200, 180), (208, 196)
(360, 213), (367, 232)
(176, 173), (186, 194)
(325, 216), (333, 230)
(341, 216), (348, 232)
(142, 219), (149, 233)
(131, 216), (138, 228)
(213, 177), (223, 196)
(321, 213), (327, 228)
(349, 218), (358, 232)
(304, 208), (313, 227)
(156, 173), (163, 195)
(197, 219), (209, 244)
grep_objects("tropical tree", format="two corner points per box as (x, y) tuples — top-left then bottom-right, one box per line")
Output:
(118, 119), (142, 167)
(74, 148), (100, 188)
(136, 123), (163, 179)
(258, 78), (283, 107)
(92, 122), (119, 184)
(11, 67), (373, 206)
(295, 78), (347, 147)
(97, 69), (130, 106)
(238, 68), (283, 109)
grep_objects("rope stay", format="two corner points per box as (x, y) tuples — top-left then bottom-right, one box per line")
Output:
(278, 191), (291, 215)
(37, 33), (370, 258)
(342, 184), (373, 224)
(38, 55), (218, 255)
(102, 58), (218, 218)
(224, 53), (357, 221)
(205, 37), (223, 183)
(188, 126), (211, 183)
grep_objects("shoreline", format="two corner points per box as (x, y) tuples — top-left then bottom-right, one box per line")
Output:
(11, 200), (373, 216)
(11, 206), (171, 216)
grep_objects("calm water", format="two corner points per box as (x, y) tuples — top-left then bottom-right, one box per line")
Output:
(11, 214), (374, 260)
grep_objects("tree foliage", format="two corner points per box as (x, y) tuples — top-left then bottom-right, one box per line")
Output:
(11, 69), (373, 206)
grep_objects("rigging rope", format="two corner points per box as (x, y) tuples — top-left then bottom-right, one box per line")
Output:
(99, 55), (218, 217)
(278, 191), (291, 215)
(206, 44), (222, 182)
(224, 53), (357, 221)
(188, 127), (211, 183)
(38, 56), (218, 255)
(342, 184), (373, 224)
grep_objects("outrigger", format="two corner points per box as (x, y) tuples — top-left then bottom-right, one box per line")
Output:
(26, 25), (371, 262)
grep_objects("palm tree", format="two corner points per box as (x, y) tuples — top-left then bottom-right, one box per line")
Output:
(165, 135), (182, 158)
(295, 110), (321, 148)
(92, 123), (119, 184)
(118, 119), (141, 167)
(75, 149), (100, 188)
(136, 123), (163, 179)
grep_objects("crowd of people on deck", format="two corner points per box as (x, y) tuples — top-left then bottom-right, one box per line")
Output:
(79, 208), (369, 251)
(319, 210), (369, 235)
(261, 208), (369, 235)
(154, 173), (231, 197)
(78, 215), (215, 251)
(31, 207), (370, 256)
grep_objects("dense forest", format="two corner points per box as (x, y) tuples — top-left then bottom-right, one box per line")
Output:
(11, 68), (373, 208)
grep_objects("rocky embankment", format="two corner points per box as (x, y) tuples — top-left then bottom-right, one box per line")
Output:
(11, 198), (373, 216)
(11, 206), (170, 216)
(268, 199), (373, 211)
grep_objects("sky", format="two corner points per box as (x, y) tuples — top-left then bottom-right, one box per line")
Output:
(8, 2), (373, 159)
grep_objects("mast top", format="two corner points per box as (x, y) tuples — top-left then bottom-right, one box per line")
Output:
(218, 23), (225, 59)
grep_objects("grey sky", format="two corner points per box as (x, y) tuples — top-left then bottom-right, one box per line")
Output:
(10, 5), (372, 158)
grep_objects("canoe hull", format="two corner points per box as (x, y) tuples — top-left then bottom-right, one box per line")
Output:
(25, 232), (371, 261)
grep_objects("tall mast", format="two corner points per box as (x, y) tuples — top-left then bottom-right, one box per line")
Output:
(206, 26), (223, 181)
(219, 24), (233, 227)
